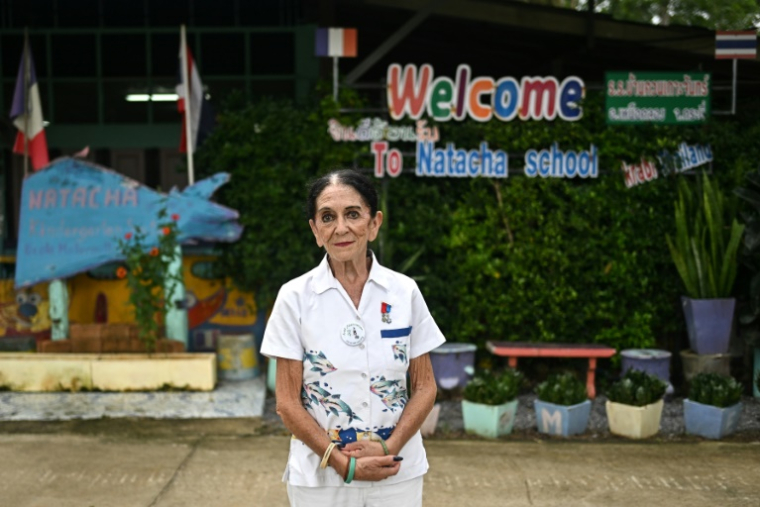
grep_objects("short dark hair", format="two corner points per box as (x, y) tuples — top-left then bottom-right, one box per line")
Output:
(305, 169), (379, 220)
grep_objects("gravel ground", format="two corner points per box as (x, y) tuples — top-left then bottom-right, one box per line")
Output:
(262, 392), (760, 442)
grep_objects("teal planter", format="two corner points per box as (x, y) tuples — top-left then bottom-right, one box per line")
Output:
(534, 399), (591, 437)
(462, 399), (518, 438)
(684, 399), (743, 439)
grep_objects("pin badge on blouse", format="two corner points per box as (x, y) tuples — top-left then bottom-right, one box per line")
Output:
(381, 302), (392, 324)
(341, 322), (366, 346)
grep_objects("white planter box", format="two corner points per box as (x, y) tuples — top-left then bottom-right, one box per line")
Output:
(0, 353), (216, 392)
(606, 398), (664, 439)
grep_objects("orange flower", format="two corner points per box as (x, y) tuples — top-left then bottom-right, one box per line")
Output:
(149, 247), (159, 256)
(162, 227), (171, 235)
(116, 267), (127, 279)
(171, 213), (180, 221)
(125, 232), (133, 240)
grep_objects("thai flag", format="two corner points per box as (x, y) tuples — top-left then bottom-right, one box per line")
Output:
(176, 32), (215, 153)
(715, 31), (757, 59)
(315, 28), (357, 57)
(10, 39), (49, 171)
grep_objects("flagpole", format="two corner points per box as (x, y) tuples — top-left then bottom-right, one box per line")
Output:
(731, 58), (737, 116)
(181, 24), (195, 186)
(333, 56), (339, 102)
(22, 28), (30, 179)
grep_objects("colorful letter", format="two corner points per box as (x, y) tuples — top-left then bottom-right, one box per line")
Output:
(387, 64), (432, 120)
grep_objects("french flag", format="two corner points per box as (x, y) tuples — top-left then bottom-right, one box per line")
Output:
(176, 31), (214, 153)
(315, 28), (357, 57)
(10, 39), (49, 171)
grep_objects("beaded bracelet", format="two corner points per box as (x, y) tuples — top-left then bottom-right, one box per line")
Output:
(344, 457), (356, 484)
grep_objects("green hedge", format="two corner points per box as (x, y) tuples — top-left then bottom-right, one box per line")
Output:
(196, 90), (760, 354)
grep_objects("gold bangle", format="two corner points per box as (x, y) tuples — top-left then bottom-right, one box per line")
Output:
(320, 442), (337, 469)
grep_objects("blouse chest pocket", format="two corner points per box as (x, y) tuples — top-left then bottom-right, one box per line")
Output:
(379, 326), (412, 371)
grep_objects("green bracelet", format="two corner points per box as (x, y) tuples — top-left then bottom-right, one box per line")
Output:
(379, 439), (389, 456)
(344, 457), (356, 484)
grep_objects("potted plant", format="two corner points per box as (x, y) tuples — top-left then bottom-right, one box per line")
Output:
(684, 372), (743, 439)
(606, 369), (667, 439)
(115, 206), (182, 353)
(462, 368), (522, 438)
(534, 372), (591, 437)
(667, 175), (744, 355)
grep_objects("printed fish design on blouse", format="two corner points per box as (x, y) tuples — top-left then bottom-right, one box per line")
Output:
(380, 388), (408, 412)
(303, 350), (338, 376)
(320, 394), (363, 424)
(392, 342), (407, 364)
(370, 376), (403, 397)
(303, 381), (332, 405)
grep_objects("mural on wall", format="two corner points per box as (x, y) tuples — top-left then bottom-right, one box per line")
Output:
(0, 282), (51, 340)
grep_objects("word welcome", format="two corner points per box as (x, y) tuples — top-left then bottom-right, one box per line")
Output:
(371, 141), (508, 178)
(387, 64), (584, 122)
(524, 144), (598, 179)
(657, 143), (713, 174)
(622, 158), (658, 189)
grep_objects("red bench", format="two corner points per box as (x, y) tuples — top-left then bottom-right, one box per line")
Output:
(486, 341), (617, 399)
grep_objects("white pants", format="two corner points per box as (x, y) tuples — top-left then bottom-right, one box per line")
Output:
(287, 476), (423, 507)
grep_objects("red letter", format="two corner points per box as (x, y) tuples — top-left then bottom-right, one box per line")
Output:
(387, 149), (403, 177)
(372, 142), (388, 177)
(387, 64), (432, 120)
(519, 77), (559, 120)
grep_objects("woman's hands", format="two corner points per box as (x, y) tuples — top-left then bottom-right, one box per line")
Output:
(341, 441), (386, 458)
(351, 455), (401, 482)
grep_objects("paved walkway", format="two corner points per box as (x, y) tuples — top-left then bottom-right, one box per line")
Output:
(0, 419), (758, 506)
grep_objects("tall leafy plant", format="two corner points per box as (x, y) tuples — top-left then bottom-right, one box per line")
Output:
(666, 175), (744, 299)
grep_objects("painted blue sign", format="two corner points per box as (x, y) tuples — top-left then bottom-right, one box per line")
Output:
(15, 157), (243, 288)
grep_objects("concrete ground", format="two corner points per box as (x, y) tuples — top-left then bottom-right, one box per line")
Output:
(1, 418), (758, 507)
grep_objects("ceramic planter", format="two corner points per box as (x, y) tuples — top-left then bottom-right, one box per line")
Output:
(684, 399), (743, 439)
(462, 399), (518, 438)
(680, 349), (731, 386)
(430, 343), (476, 390)
(621, 349), (673, 394)
(681, 297), (735, 355)
(534, 399), (591, 437)
(605, 398), (664, 439)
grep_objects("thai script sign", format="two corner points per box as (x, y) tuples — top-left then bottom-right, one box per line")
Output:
(16, 157), (243, 288)
(605, 72), (711, 124)
(328, 117), (437, 143)
(622, 158), (659, 188)
(387, 64), (584, 122)
(524, 144), (598, 179)
(657, 142), (713, 174)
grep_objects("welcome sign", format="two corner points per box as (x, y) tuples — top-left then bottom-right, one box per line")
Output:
(387, 64), (585, 122)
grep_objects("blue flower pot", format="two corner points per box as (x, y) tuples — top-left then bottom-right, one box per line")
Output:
(534, 399), (591, 437)
(681, 297), (735, 355)
(683, 399), (742, 439)
(461, 399), (518, 438)
(430, 343), (476, 390)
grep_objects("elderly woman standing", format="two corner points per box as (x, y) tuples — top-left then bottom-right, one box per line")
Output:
(261, 169), (445, 507)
